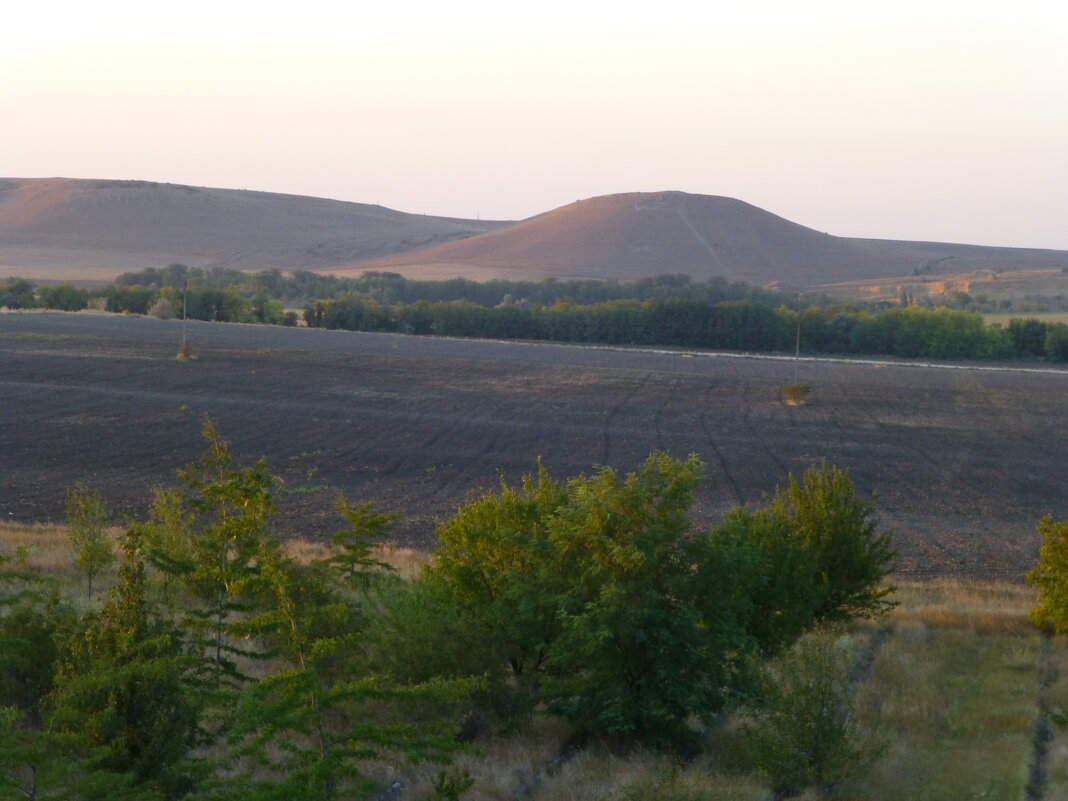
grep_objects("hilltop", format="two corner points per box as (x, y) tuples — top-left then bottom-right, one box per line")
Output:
(336, 191), (1068, 286)
(344, 191), (918, 285)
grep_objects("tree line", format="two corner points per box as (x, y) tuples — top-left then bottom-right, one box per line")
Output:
(6, 268), (1068, 362)
(0, 423), (895, 800)
(0, 276), (296, 326)
(306, 296), (1068, 362)
(1, 269), (785, 319)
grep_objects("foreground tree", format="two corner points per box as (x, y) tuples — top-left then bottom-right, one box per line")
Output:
(1027, 516), (1068, 633)
(66, 483), (114, 600)
(0, 562), (78, 801)
(710, 464), (896, 657)
(541, 454), (755, 746)
(223, 540), (472, 801)
(742, 633), (876, 799)
(417, 454), (895, 747)
(48, 528), (204, 800)
(137, 418), (279, 688)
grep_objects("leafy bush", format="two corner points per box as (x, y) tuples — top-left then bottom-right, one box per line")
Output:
(1028, 516), (1068, 633)
(65, 483), (114, 600)
(740, 633), (878, 798)
(420, 455), (894, 748)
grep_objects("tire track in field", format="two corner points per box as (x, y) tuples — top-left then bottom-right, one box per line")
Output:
(697, 382), (744, 507)
(373, 413), (466, 484)
(423, 424), (507, 508)
(599, 372), (652, 465)
(737, 379), (791, 483)
(651, 374), (685, 452)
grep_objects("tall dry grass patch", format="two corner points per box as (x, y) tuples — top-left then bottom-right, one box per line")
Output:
(888, 577), (1035, 634)
(281, 539), (429, 579)
(0, 521), (123, 580)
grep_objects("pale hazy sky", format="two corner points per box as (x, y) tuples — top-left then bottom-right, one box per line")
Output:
(4, 0), (1066, 249)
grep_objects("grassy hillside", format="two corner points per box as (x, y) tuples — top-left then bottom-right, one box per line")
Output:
(0, 178), (507, 281)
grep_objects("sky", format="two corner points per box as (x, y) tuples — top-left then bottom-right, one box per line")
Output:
(4, 0), (1067, 249)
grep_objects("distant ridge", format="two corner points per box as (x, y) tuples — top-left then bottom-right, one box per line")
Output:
(3, 179), (1066, 287)
(343, 191), (1068, 286)
(345, 191), (917, 285)
(0, 178), (508, 282)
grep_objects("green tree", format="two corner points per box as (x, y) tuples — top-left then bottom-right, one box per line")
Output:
(66, 483), (114, 600)
(223, 499), (473, 801)
(541, 454), (753, 746)
(741, 634), (875, 799)
(0, 278), (36, 309)
(1027, 517), (1068, 633)
(321, 496), (397, 591)
(421, 456), (894, 747)
(0, 557), (77, 800)
(1045, 323), (1068, 362)
(138, 487), (196, 602)
(36, 282), (88, 311)
(1008, 317), (1048, 358)
(48, 529), (204, 800)
(429, 462), (570, 692)
(766, 464), (895, 626)
(164, 418), (278, 687)
(709, 465), (894, 658)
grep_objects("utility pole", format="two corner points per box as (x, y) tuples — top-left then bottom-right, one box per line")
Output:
(794, 295), (802, 385)
(178, 278), (191, 359)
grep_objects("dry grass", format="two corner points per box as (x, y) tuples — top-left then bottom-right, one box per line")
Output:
(0, 521), (73, 573)
(536, 749), (766, 801)
(0, 521), (129, 605)
(0, 521), (124, 581)
(887, 577), (1035, 634)
(852, 626), (1040, 800)
(281, 539), (430, 580)
(1, 522), (427, 580)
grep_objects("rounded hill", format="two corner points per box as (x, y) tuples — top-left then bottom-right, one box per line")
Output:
(344, 191), (916, 286)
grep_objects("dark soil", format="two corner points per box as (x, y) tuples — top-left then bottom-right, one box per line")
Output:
(3, 312), (1067, 578)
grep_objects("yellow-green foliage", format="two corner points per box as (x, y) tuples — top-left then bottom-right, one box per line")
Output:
(1028, 516), (1068, 633)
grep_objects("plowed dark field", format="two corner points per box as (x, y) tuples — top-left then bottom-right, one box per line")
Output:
(3, 312), (1067, 578)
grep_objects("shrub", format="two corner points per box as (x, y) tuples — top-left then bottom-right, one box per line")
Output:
(741, 633), (877, 798)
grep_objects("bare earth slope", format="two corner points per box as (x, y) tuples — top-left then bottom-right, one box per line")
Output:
(0, 178), (509, 281)
(3, 312), (1066, 579)
(339, 191), (919, 285)
(6, 180), (1067, 288)
(850, 238), (1068, 273)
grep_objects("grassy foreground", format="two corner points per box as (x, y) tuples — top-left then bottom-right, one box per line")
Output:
(1, 522), (1063, 801)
